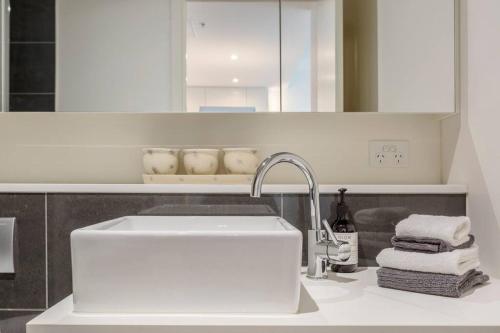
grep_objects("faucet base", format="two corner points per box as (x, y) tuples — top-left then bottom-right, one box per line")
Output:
(307, 231), (330, 279)
(306, 254), (329, 279)
(307, 230), (352, 279)
(306, 274), (328, 280)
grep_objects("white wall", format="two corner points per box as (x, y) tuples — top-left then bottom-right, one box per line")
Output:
(0, 0), (8, 112)
(442, 0), (500, 277)
(314, 0), (338, 113)
(0, 113), (442, 184)
(281, 55), (312, 113)
(281, 0), (338, 113)
(57, 0), (181, 112)
(281, 1), (313, 112)
(0, 0), (3, 111)
(378, 0), (455, 113)
(0, 0), (3, 112)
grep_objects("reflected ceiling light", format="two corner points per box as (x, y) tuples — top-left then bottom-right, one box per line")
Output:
(232, 78), (239, 84)
(230, 54), (239, 61)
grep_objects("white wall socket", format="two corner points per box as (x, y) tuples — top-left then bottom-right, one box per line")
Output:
(369, 141), (409, 168)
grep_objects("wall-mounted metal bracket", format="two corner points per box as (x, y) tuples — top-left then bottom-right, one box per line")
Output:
(0, 217), (16, 274)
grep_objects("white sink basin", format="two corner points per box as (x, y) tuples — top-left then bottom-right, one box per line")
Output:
(71, 216), (302, 314)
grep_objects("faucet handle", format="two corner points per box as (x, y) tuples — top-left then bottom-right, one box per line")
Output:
(321, 219), (336, 241)
(321, 219), (351, 262)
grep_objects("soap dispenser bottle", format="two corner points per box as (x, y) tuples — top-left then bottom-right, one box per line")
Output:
(329, 188), (358, 273)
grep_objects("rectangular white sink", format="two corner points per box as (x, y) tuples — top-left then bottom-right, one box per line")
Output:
(71, 216), (302, 314)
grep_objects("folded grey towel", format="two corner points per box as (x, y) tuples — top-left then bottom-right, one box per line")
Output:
(391, 234), (475, 253)
(377, 267), (489, 298)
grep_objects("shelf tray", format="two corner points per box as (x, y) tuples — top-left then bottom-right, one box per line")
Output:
(143, 174), (254, 184)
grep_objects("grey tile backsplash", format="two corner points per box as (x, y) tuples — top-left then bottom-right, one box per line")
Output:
(0, 194), (46, 309)
(0, 311), (42, 333)
(0, 191), (465, 332)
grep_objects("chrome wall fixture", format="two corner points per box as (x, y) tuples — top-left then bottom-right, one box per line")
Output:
(0, 217), (16, 273)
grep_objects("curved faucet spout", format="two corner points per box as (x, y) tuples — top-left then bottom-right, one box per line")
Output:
(251, 152), (321, 232)
(250, 152), (350, 279)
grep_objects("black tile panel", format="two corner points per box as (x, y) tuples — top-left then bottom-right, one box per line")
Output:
(9, 94), (55, 112)
(10, 0), (55, 42)
(9, 43), (55, 94)
(0, 194), (45, 309)
(183, 194), (280, 216)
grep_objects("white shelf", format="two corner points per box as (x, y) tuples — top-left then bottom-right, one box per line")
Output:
(0, 183), (466, 194)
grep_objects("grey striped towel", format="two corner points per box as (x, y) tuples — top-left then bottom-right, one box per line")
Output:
(391, 235), (475, 253)
(377, 267), (489, 298)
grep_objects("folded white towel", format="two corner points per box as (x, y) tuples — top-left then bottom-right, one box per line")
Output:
(396, 214), (471, 247)
(376, 246), (480, 275)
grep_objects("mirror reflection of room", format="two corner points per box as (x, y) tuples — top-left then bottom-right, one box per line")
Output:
(2, 0), (340, 113)
(185, 0), (281, 113)
(186, 0), (339, 113)
(1, 0), (455, 113)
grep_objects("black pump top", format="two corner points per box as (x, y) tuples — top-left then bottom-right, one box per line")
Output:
(336, 188), (349, 221)
(338, 188), (347, 203)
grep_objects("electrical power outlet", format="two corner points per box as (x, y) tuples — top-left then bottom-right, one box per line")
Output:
(369, 141), (409, 168)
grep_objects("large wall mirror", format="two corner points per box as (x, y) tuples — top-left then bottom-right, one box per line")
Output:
(0, 0), (456, 113)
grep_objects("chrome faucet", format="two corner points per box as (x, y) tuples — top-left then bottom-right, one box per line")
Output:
(250, 152), (350, 279)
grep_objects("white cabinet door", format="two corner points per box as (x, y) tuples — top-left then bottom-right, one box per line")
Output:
(377, 0), (455, 113)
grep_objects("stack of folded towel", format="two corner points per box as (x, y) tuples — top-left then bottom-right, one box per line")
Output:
(376, 214), (489, 297)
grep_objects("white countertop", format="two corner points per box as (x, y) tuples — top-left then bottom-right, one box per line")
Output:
(27, 268), (498, 333)
(0, 183), (467, 194)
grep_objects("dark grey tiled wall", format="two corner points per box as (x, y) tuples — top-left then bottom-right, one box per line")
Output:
(0, 194), (46, 308)
(0, 194), (45, 333)
(283, 193), (466, 266)
(0, 312), (41, 333)
(0, 191), (465, 332)
(9, 0), (55, 112)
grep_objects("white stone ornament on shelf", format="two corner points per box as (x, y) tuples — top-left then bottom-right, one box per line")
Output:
(223, 148), (259, 175)
(142, 148), (179, 175)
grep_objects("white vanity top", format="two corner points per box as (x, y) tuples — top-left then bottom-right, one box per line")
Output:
(28, 268), (499, 333)
(0, 183), (467, 194)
